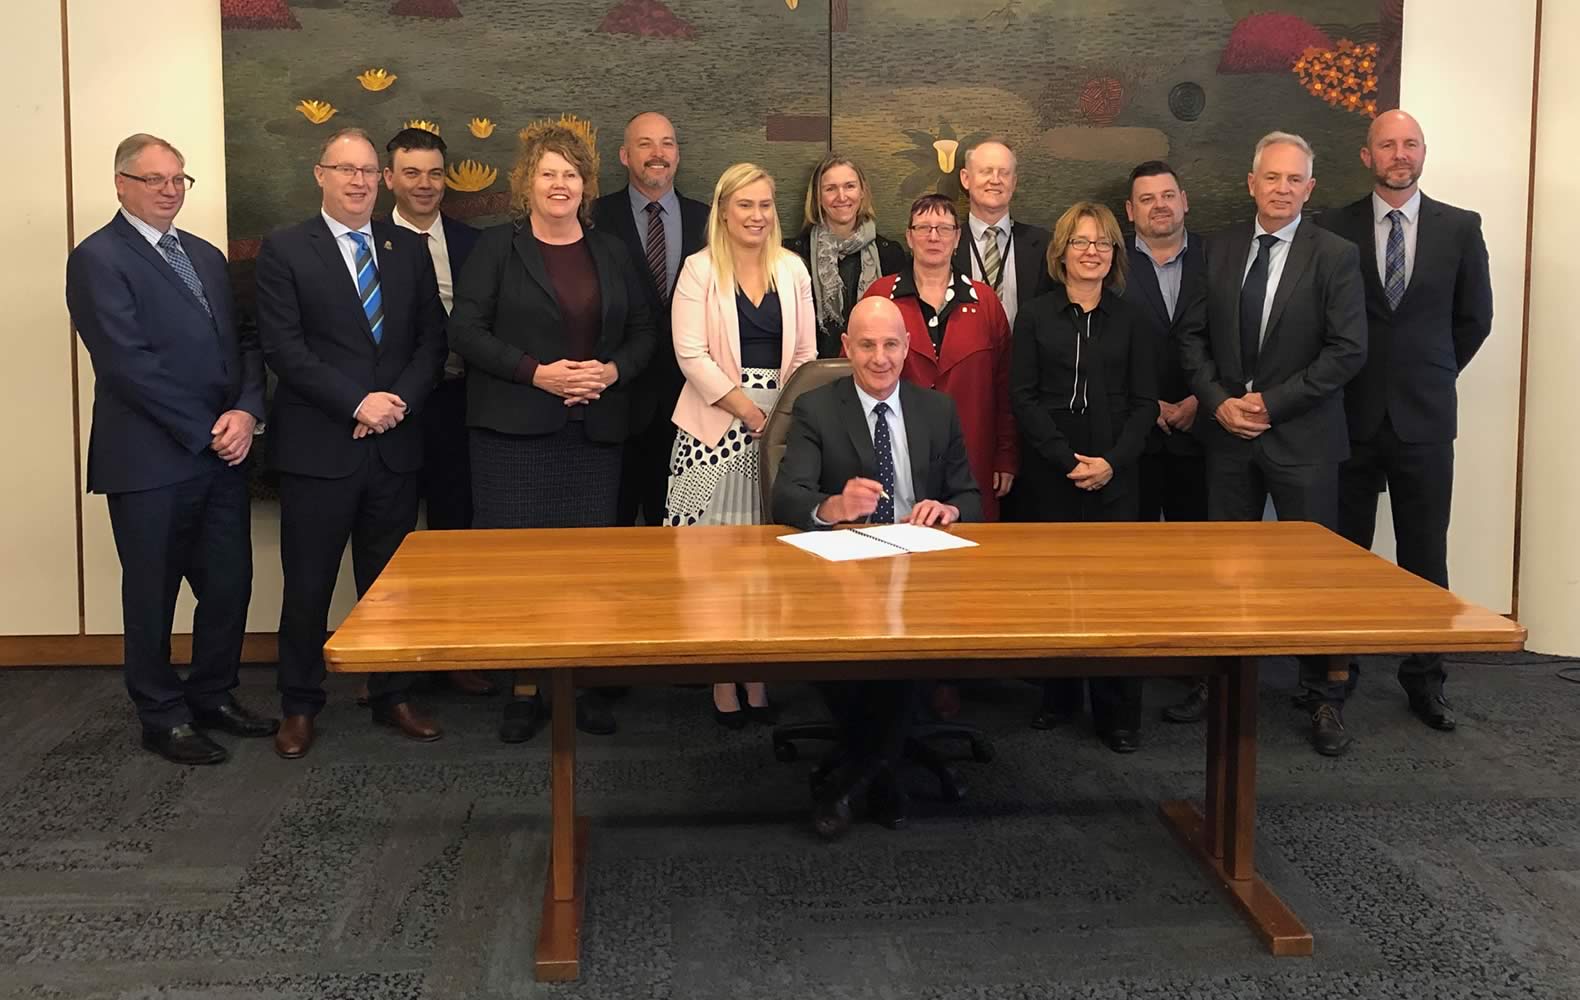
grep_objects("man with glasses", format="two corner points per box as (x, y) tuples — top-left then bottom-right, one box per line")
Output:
(256, 127), (448, 759)
(67, 133), (275, 765)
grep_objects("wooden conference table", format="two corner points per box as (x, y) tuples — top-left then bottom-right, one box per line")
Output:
(323, 521), (1525, 981)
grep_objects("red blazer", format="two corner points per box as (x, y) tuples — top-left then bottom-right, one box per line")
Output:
(862, 271), (1017, 520)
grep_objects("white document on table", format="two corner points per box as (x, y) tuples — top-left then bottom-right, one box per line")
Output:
(777, 524), (978, 562)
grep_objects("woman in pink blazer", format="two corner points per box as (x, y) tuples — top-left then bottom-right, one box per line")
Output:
(667, 162), (817, 725)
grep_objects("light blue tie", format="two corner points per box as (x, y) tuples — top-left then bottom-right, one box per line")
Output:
(346, 231), (383, 343)
(1384, 210), (1407, 310)
(156, 233), (211, 317)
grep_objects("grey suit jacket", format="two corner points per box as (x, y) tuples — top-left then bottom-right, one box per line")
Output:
(1176, 218), (1367, 465)
(771, 377), (983, 530)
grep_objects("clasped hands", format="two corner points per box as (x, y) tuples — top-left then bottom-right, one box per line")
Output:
(534, 359), (619, 407)
(817, 477), (959, 527)
(1067, 454), (1113, 492)
(1213, 391), (1271, 440)
(353, 391), (406, 439)
(1154, 394), (1199, 435)
(210, 409), (256, 465)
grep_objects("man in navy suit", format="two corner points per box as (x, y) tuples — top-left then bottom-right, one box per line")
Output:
(593, 112), (709, 529)
(66, 133), (276, 765)
(256, 127), (448, 759)
(382, 125), (495, 699)
(1320, 110), (1494, 732)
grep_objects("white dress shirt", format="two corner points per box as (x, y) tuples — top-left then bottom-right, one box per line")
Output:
(392, 207), (452, 312)
(321, 209), (377, 289)
(119, 207), (174, 246)
(1242, 215), (1302, 390)
(968, 212), (1021, 327)
(1372, 189), (1421, 288)
(812, 382), (917, 525)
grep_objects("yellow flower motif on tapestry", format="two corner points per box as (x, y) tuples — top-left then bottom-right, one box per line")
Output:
(469, 117), (495, 139)
(405, 119), (440, 135)
(518, 114), (600, 175)
(446, 159), (497, 192)
(356, 68), (397, 91)
(932, 139), (959, 173)
(1292, 40), (1381, 118)
(295, 100), (336, 125)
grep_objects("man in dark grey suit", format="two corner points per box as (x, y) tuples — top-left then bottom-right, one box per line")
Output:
(1320, 110), (1494, 732)
(950, 140), (1052, 330)
(773, 297), (981, 839)
(1177, 131), (1368, 756)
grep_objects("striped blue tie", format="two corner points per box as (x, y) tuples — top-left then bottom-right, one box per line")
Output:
(1384, 210), (1407, 310)
(346, 231), (383, 343)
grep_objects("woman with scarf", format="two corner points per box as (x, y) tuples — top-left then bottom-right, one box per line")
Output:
(785, 153), (908, 358)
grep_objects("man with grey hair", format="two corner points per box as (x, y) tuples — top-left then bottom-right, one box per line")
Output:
(1176, 129), (1368, 756)
(66, 133), (274, 765)
(952, 140), (1052, 329)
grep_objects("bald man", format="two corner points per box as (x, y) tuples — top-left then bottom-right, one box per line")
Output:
(952, 140), (1053, 329)
(1319, 110), (1493, 733)
(593, 112), (709, 527)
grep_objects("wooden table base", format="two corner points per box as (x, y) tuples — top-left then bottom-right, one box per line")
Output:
(535, 816), (589, 981)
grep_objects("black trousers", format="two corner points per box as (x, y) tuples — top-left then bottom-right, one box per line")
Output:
(817, 680), (918, 763)
(106, 465), (252, 731)
(419, 378), (472, 531)
(1339, 417), (1455, 685)
(277, 450), (418, 717)
(1137, 450), (1209, 523)
(617, 413), (677, 527)
(1206, 444), (1346, 706)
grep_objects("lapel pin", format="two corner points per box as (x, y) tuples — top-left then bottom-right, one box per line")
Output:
(383, 240), (393, 250)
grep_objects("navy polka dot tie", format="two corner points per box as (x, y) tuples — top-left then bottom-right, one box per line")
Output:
(872, 401), (896, 524)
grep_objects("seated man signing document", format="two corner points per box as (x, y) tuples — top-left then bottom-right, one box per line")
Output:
(771, 296), (981, 840)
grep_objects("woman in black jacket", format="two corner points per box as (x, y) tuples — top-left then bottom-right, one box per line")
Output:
(784, 152), (908, 357)
(1010, 201), (1158, 750)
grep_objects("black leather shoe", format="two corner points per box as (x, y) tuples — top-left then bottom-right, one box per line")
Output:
(576, 691), (617, 736)
(1405, 688), (1456, 731)
(1102, 729), (1140, 754)
(499, 695), (542, 744)
(1161, 681), (1208, 724)
(142, 724), (227, 765)
(192, 699), (278, 738)
(1311, 704), (1353, 756)
(868, 768), (910, 831)
(812, 792), (855, 841)
(746, 701), (780, 726)
(1030, 707), (1076, 730)
(714, 707), (749, 730)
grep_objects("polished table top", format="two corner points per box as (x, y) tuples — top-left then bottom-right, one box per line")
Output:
(323, 522), (1525, 671)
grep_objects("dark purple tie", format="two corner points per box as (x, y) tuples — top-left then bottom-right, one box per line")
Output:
(644, 201), (668, 301)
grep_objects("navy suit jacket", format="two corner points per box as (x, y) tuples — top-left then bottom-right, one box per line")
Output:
(1318, 194), (1493, 443)
(256, 214), (447, 479)
(1123, 234), (1207, 458)
(66, 212), (263, 494)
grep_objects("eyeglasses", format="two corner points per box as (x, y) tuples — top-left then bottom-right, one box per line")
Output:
(1068, 237), (1117, 253)
(907, 224), (959, 236)
(317, 163), (383, 180)
(118, 172), (196, 191)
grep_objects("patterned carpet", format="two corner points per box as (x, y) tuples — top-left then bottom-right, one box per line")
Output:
(2, 654), (1579, 999)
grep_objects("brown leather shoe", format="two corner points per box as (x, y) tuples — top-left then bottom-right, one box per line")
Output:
(372, 702), (442, 742)
(447, 670), (499, 697)
(930, 682), (962, 720)
(275, 715), (315, 759)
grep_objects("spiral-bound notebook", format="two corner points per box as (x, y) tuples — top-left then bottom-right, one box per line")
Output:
(777, 524), (979, 562)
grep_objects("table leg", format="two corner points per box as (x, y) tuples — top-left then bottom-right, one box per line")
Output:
(535, 669), (587, 981)
(1160, 656), (1312, 956)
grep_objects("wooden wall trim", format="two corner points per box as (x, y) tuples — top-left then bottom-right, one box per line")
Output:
(0, 633), (277, 668)
(1510, 0), (1543, 621)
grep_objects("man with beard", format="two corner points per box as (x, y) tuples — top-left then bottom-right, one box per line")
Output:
(1319, 110), (1493, 732)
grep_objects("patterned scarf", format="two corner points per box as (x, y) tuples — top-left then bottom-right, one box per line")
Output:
(810, 220), (881, 333)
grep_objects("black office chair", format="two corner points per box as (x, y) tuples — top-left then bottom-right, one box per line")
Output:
(758, 360), (995, 801)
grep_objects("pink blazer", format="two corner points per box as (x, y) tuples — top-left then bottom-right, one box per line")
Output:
(670, 247), (817, 448)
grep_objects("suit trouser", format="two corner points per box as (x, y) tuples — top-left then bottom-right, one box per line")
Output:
(1206, 445), (1346, 707)
(1137, 450), (1209, 523)
(1339, 416), (1454, 685)
(817, 680), (919, 763)
(277, 450), (418, 717)
(418, 378), (473, 532)
(617, 413), (678, 527)
(106, 465), (252, 731)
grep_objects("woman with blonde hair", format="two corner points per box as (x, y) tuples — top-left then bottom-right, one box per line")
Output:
(785, 153), (908, 357)
(1010, 200), (1157, 750)
(448, 122), (656, 743)
(668, 162), (817, 725)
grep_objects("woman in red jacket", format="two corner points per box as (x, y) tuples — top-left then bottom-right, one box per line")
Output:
(861, 193), (1017, 521)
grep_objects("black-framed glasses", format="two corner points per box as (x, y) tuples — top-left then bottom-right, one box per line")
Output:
(118, 171), (195, 191)
(1068, 237), (1117, 253)
(317, 163), (382, 180)
(908, 223), (959, 236)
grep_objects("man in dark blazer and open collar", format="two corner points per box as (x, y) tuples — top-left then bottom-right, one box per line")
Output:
(1319, 110), (1493, 733)
(1177, 130), (1368, 757)
(951, 140), (1053, 330)
(592, 112), (709, 527)
(773, 297), (980, 840)
(256, 127), (448, 760)
(66, 133), (276, 765)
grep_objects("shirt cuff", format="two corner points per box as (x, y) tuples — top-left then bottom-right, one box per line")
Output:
(811, 501), (835, 527)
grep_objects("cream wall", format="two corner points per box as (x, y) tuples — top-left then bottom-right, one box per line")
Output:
(1518, 0), (1580, 653)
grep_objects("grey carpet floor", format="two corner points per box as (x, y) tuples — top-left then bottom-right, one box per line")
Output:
(1, 654), (1578, 999)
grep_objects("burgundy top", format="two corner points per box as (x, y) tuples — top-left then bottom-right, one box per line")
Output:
(513, 237), (603, 384)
